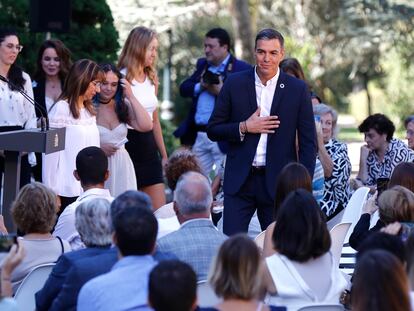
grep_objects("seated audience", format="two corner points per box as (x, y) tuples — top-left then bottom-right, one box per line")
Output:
(148, 260), (198, 311)
(263, 163), (312, 257)
(354, 113), (414, 190)
(157, 171), (227, 281)
(9, 182), (71, 292)
(36, 198), (112, 311)
(157, 149), (204, 238)
(404, 232), (414, 303)
(405, 115), (414, 150)
(77, 191), (157, 311)
(313, 103), (351, 219)
(201, 234), (285, 311)
(349, 185), (414, 250)
(53, 146), (113, 250)
(0, 240), (24, 311)
(352, 250), (411, 311)
(263, 189), (347, 309)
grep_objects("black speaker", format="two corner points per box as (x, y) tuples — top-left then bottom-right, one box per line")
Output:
(30, 0), (71, 33)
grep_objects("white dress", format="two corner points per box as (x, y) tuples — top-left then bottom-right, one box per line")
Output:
(98, 123), (137, 196)
(43, 100), (100, 197)
(265, 252), (348, 311)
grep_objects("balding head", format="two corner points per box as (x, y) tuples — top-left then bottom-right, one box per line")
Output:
(173, 171), (212, 219)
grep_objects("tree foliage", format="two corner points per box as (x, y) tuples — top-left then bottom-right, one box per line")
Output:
(0, 0), (119, 75)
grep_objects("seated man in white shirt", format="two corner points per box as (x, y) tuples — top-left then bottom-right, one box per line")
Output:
(53, 146), (113, 249)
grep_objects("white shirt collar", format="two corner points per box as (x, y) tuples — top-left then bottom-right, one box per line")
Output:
(254, 66), (280, 87)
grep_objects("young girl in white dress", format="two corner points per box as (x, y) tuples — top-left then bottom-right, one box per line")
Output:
(43, 59), (103, 209)
(96, 64), (152, 196)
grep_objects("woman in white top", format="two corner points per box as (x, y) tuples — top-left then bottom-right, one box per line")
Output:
(263, 189), (347, 311)
(0, 28), (36, 189)
(118, 26), (168, 210)
(9, 182), (71, 293)
(32, 39), (72, 181)
(43, 59), (103, 209)
(96, 63), (152, 196)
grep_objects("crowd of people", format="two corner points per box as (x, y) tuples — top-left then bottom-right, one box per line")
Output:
(0, 23), (413, 311)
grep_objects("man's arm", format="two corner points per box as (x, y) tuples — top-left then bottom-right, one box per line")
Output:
(297, 86), (317, 177)
(179, 59), (206, 98)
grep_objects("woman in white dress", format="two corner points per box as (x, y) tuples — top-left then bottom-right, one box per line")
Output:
(32, 39), (72, 181)
(96, 64), (152, 196)
(263, 189), (348, 311)
(118, 26), (168, 210)
(43, 59), (103, 210)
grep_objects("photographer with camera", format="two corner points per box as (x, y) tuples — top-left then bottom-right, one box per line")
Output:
(175, 28), (251, 177)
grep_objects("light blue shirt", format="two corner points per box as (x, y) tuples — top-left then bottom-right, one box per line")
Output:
(77, 255), (156, 311)
(194, 54), (231, 125)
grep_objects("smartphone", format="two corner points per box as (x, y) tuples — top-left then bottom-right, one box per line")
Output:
(0, 234), (17, 253)
(376, 177), (389, 197)
(400, 222), (414, 241)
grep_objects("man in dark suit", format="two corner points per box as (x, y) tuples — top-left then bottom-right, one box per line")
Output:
(174, 28), (251, 177)
(208, 28), (317, 235)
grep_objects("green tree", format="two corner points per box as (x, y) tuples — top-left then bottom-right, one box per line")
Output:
(0, 0), (119, 76)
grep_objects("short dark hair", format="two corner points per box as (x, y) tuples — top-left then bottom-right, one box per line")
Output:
(352, 250), (410, 311)
(149, 260), (197, 311)
(357, 232), (406, 263)
(75, 147), (108, 186)
(255, 28), (284, 49)
(110, 190), (157, 256)
(389, 162), (414, 193)
(358, 113), (395, 142)
(273, 189), (330, 262)
(274, 162), (312, 219)
(205, 28), (230, 51)
(405, 115), (414, 128)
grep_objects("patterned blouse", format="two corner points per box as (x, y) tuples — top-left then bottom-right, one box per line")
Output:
(365, 138), (414, 186)
(319, 139), (351, 217)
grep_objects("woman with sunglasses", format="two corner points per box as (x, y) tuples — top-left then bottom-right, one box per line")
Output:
(0, 28), (36, 191)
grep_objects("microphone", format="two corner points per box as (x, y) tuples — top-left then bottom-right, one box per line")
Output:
(0, 74), (49, 131)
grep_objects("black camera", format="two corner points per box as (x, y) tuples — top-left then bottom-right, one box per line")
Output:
(202, 71), (220, 85)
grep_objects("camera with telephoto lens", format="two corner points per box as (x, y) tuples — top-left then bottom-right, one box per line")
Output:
(202, 71), (220, 85)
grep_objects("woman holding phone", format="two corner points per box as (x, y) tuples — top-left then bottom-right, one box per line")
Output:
(96, 63), (152, 196)
(118, 26), (168, 209)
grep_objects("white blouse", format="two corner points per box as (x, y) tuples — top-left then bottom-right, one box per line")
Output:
(120, 68), (158, 120)
(43, 100), (100, 197)
(0, 71), (36, 129)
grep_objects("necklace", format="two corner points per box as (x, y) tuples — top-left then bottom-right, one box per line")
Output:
(99, 98), (112, 105)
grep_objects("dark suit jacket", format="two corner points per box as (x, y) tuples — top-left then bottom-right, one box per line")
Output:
(35, 246), (111, 311)
(45, 248), (118, 311)
(174, 55), (251, 148)
(207, 69), (316, 198)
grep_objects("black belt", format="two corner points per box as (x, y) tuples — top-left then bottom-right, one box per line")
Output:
(195, 124), (207, 132)
(251, 166), (266, 174)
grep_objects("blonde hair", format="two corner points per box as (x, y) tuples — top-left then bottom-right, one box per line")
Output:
(208, 235), (262, 300)
(379, 185), (414, 224)
(117, 26), (157, 85)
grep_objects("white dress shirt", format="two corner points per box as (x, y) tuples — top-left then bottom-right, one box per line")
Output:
(252, 68), (280, 166)
(53, 188), (113, 250)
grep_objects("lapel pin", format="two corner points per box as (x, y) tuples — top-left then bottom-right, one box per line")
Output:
(280, 83), (285, 88)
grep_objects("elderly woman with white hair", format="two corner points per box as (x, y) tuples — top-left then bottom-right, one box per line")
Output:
(314, 103), (351, 220)
(35, 198), (112, 311)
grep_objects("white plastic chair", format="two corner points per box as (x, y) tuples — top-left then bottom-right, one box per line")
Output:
(197, 280), (221, 307)
(254, 231), (266, 250)
(153, 202), (175, 219)
(329, 222), (351, 268)
(297, 304), (344, 310)
(14, 263), (55, 311)
(341, 186), (370, 243)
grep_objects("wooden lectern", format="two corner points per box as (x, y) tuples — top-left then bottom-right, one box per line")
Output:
(0, 128), (65, 231)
